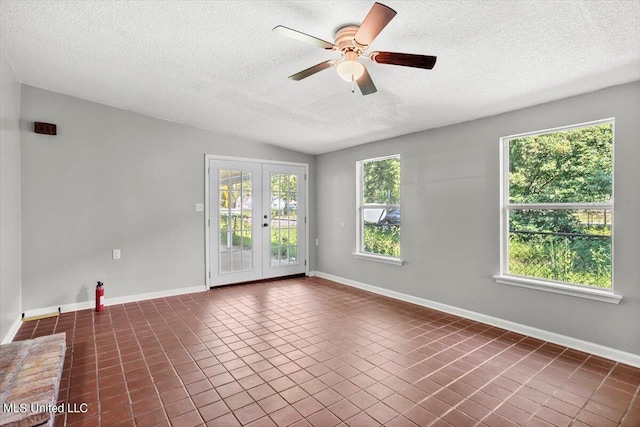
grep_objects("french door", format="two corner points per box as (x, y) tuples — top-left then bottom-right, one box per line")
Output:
(208, 158), (306, 286)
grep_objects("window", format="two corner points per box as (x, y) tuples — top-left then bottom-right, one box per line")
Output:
(355, 155), (402, 264)
(497, 119), (618, 302)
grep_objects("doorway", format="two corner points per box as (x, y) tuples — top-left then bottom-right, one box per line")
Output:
(206, 157), (307, 286)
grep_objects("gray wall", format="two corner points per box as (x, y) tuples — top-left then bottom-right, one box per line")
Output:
(0, 46), (22, 340)
(20, 85), (315, 311)
(316, 81), (640, 355)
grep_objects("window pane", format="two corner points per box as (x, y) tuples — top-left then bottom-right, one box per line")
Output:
(270, 172), (299, 267)
(359, 156), (400, 258)
(508, 209), (612, 288)
(363, 157), (400, 204)
(219, 169), (254, 273)
(509, 124), (612, 203)
(364, 221), (400, 257)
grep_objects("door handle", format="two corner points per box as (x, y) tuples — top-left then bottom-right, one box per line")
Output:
(263, 223), (269, 227)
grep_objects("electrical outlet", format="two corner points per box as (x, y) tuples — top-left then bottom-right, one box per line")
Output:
(315, 238), (319, 246)
(113, 249), (121, 260)
(195, 203), (204, 212)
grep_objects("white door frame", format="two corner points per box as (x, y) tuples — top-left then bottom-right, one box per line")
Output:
(204, 154), (309, 289)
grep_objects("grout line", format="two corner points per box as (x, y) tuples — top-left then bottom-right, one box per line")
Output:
(278, 281), (573, 424)
(306, 277), (580, 423)
(619, 383), (640, 426)
(565, 360), (633, 426)
(11, 277), (639, 427)
(400, 327), (547, 425)
(140, 296), (208, 425)
(333, 280), (638, 426)
(125, 301), (169, 425)
(477, 346), (588, 426)
(92, 309), (101, 427)
(53, 311), (70, 426)
(106, 307), (135, 425)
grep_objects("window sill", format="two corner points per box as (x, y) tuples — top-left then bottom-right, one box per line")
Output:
(353, 252), (404, 266)
(493, 274), (622, 304)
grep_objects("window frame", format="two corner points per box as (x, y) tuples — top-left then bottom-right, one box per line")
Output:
(494, 118), (621, 304)
(354, 154), (404, 265)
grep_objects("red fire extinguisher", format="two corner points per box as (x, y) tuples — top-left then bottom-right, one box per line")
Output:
(96, 282), (104, 312)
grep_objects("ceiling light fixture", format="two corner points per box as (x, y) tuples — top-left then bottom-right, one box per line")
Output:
(336, 51), (365, 82)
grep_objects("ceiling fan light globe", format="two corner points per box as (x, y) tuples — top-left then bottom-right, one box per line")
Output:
(336, 60), (365, 82)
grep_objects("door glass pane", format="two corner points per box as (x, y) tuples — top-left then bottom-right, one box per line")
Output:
(219, 169), (253, 273)
(270, 172), (299, 266)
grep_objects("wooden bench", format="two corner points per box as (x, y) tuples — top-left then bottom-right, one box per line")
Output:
(0, 333), (66, 427)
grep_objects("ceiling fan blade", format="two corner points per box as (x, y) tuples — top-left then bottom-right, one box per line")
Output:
(371, 51), (437, 69)
(354, 2), (397, 48)
(289, 60), (337, 81)
(357, 65), (377, 95)
(273, 25), (336, 50)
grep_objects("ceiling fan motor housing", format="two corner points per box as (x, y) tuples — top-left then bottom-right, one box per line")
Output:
(334, 25), (363, 56)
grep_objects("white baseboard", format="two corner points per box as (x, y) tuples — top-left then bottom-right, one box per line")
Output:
(22, 302), (92, 319)
(104, 285), (204, 306)
(307, 271), (317, 277)
(17, 285), (205, 327)
(314, 271), (640, 368)
(1, 317), (22, 344)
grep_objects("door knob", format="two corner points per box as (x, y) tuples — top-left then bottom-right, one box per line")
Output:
(263, 223), (269, 227)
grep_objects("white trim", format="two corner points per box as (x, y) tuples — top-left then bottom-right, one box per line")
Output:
(499, 134), (508, 275)
(307, 271), (317, 277)
(502, 117), (615, 141)
(21, 285), (204, 320)
(355, 154), (401, 260)
(204, 154), (211, 289)
(2, 317), (23, 344)
(499, 119), (615, 291)
(104, 285), (203, 306)
(359, 203), (401, 209)
(314, 271), (640, 368)
(507, 203), (613, 210)
(356, 159), (363, 254)
(205, 154), (310, 167)
(204, 155), (310, 287)
(304, 165), (310, 277)
(494, 274), (621, 304)
(22, 305), (81, 319)
(352, 252), (404, 266)
(357, 153), (402, 163)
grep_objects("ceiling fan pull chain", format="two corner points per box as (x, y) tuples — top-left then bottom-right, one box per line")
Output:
(351, 76), (356, 93)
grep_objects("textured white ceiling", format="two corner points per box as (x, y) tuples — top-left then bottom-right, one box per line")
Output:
(1, 1), (639, 154)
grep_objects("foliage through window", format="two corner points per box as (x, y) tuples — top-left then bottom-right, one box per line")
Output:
(502, 120), (613, 289)
(357, 155), (400, 258)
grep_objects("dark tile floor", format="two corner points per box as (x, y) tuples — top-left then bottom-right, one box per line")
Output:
(12, 277), (640, 427)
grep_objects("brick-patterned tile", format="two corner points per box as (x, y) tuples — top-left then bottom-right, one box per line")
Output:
(12, 277), (638, 427)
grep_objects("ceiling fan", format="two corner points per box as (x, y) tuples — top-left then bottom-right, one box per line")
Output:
(273, 2), (437, 95)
